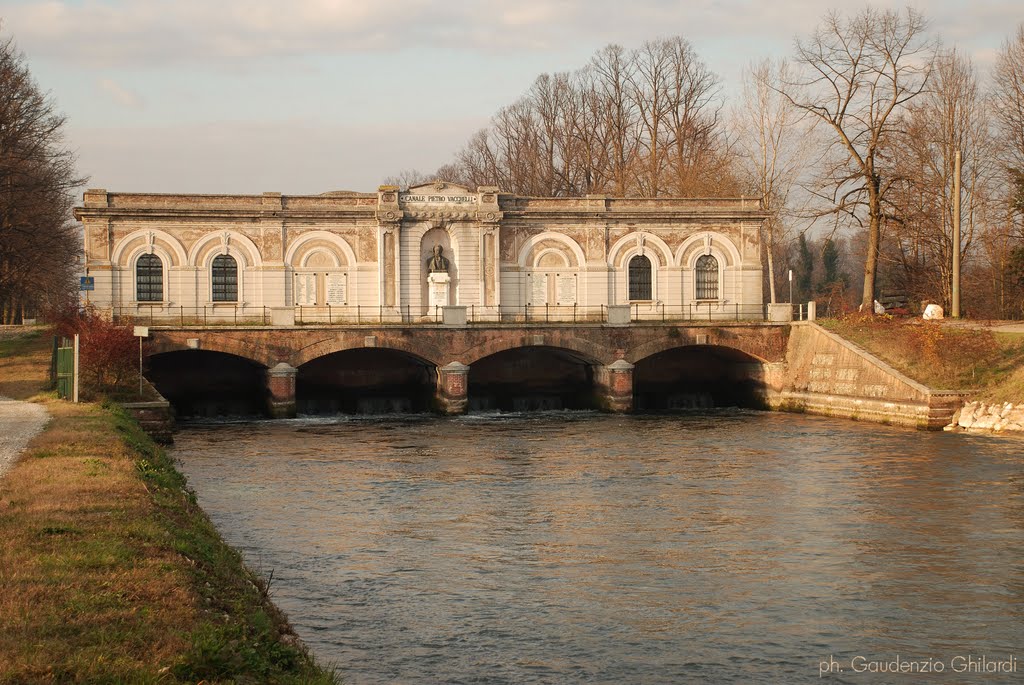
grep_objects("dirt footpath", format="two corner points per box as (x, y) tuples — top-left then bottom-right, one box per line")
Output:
(0, 397), (49, 479)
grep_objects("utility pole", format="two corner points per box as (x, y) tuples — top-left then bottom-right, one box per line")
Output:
(952, 149), (962, 318)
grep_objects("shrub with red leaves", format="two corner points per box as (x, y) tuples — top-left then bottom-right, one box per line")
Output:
(52, 307), (138, 395)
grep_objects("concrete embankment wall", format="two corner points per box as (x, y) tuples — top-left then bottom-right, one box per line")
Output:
(767, 322), (963, 430)
(122, 380), (176, 443)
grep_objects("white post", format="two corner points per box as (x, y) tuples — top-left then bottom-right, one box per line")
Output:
(73, 334), (80, 403)
(133, 326), (149, 398)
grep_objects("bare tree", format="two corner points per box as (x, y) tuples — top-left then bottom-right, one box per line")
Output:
(734, 59), (814, 303)
(781, 7), (936, 310)
(887, 49), (998, 309)
(590, 44), (640, 196)
(994, 24), (1024, 169)
(563, 71), (613, 194)
(628, 39), (674, 197)
(662, 37), (732, 197)
(0, 32), (84, 323)
(381, 169), (433, 189)
(443, 37), (734, 200)
(982, 26), (1024, 317)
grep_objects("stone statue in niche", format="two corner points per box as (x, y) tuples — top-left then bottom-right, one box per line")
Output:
(425, 244), (451, 309)
(426, 244), (450, 274)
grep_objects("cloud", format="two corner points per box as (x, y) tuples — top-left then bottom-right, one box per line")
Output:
(96, 77), (144, 109)
(5, 0), (1021, 72)
(3, 0), (596, 66)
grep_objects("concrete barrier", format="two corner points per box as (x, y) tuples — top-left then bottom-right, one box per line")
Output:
(767, 304), (793, 322)
(442, 306), (468, 327)
(271, 307), (295, 326)
(606, 305), (631, 326)
(768, 322), (965, 429)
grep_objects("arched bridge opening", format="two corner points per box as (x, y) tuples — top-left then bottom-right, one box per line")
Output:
(297, 348), (437, 414)
(468, 346), (600, 412)
(633, 345), (768, 412)
(147, 350), (268, 417)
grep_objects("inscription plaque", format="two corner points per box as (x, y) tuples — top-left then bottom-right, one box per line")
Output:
(294, 273), (316, 305)
(531, 273), (548, 305)
(557, 275), (577, 305)
(326, 273), (346, 305)
(428, 272), (450, 308)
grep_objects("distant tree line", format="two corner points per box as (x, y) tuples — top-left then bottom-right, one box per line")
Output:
(0, 33), (83, 324)
(390, 36), (739, 199)
(390, 9), (1024, 318)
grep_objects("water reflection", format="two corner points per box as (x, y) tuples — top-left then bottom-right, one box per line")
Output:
(173, 411), (1024, 684)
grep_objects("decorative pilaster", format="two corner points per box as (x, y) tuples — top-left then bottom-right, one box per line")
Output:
(436, 361), (469, 414)
(594, 359), (634, 413)
(478, 186), (502, 308)
(259, 192), (287, 307)
(266, 362), (297, 418)
(376, 185), (402, 308)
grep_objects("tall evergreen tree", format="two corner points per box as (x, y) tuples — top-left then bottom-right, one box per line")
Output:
(820, 238), (842, 291)
(795, 233), (814, 302)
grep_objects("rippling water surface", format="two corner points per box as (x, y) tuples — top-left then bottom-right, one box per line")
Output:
(172, 411), (1024, 684)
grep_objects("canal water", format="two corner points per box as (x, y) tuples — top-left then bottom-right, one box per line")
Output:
(172, 411), (1024, 684)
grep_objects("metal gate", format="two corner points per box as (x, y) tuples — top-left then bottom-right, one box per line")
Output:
(56, 337), (74, 400)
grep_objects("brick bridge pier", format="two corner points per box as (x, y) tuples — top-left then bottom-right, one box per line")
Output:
(145, 323), (790, 417)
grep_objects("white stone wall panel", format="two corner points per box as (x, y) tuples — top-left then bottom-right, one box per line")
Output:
(75, 184), (767, 320)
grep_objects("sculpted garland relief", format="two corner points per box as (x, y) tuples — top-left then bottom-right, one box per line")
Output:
(358, 232), (377, 263)
(587, 226), (605, 263)
(500, 231), (516, 262)
(661, 229), (685, 254)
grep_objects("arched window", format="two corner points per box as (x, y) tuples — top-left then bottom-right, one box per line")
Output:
(136, 253), (163, 302)
(628, 254), (652, 300)
(696, 254), (719, 300)
(212, 254), (238, 302)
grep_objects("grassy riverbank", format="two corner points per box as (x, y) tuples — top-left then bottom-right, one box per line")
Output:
(0, 329), (338, 683)
(820, 316), (1024, 402)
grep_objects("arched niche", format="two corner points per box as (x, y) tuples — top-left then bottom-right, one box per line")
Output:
(516, 232), (585, 308)
(607, 232), (673, 304)
(676, 232), (741, 304)
(285, 233), (357, 307)
(418, 225), (459, 310)
(111, 228), (188, 268)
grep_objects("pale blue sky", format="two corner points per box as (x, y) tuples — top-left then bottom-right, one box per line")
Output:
(2, 0), (1020, 194)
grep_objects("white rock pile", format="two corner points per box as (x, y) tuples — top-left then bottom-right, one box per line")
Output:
(946, 401), (1024, 433)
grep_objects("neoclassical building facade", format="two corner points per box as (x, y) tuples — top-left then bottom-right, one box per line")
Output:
(74, 182), (767, 322)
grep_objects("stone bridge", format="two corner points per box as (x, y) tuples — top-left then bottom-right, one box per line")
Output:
(145, 323), (790, 416)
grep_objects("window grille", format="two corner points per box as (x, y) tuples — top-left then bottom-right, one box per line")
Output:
(136, 253), (163, 302)
(696, 254), (719, 300)
(212, 254), (238, 302)
(628, 254), (652, 300)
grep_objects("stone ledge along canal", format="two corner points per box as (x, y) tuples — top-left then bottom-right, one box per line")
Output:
(171, 410), (1024, 684)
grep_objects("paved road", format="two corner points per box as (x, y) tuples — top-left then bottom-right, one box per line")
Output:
(0, 397), (48, 479)
(991, 323), (1024, 333)
(938, 320), (1024, 334)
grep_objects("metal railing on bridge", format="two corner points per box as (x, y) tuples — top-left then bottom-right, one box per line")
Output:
(112, 305), (273, 326)
(110, 302), (810, 326)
